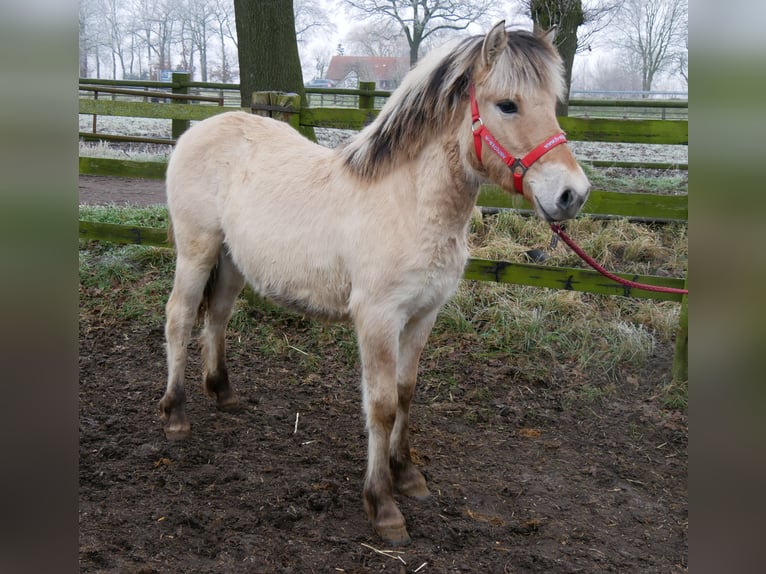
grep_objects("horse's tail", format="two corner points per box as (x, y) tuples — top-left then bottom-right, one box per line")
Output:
(198, 257), (219, 324)
(166, 216), (175, 247)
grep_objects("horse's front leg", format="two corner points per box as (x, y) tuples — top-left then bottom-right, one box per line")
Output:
(357, 316), (410, 545)
(390, 311), (438, 500)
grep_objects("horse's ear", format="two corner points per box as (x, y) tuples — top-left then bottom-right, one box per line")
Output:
(537, 25), (557, 45)
(482, 21), (508, 68)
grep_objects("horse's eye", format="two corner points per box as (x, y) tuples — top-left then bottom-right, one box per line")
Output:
(497, 100), (518, 114)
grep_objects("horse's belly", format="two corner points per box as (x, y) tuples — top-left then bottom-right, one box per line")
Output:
(236, 254), (352, 321)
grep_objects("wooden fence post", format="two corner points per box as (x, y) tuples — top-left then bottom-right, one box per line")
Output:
(251, 91), (303, 132)
(171, 72), (190, 139)
(672, 276), (688, 382)
(358, 81), (375, 110)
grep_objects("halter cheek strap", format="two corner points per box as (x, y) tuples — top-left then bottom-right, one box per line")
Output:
(469, 83), (567, 195)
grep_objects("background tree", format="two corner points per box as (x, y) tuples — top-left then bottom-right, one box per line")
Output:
(210, 0), (238, 82)
(179, 0), (215, 81)
(345, 20), (409, 57)
(233, 0), (306, 111)
(294, 0), (336, 43)
(79, 0), (102, 77)
(343, 0), (499, 65)
(130, 0), (180, 77)
(613, 0), (687, 91)
(675, 36), (687, 87)
(519, 0), (621, 115)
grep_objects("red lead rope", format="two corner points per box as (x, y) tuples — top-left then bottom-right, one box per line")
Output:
(549, 223), (689, 295)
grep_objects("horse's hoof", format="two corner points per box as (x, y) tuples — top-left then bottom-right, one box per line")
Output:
(163, 425), (190, 441)
(397, 481), (430, 500)
(375, 524), (412, 547)
(216, 394), (242, 412)
(366, 498), (411, 546)
(394, 465), (431, 500)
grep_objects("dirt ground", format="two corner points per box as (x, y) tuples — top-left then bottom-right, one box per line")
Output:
(79, 175), (167, 207)
(79, 176), (687, 573)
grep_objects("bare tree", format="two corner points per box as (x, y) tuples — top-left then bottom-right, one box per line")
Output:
(98, 0), (130, 79)
(518, 0), (622, 115)
(130, 0), (180, 78)
(342, 0), (499, 65)
(573, 53), (640, 91)
(210, 0), (238, 82)
(294, 0), (336, 44)
(179, 0), (216, 80)
(344, 20), (409, 57)
(613, 0), (687, 91)
(79, 0), (101, 77)
(78, 0), (333, 87)
(675, 36), (687, 86)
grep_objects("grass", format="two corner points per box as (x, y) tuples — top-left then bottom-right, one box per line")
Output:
(78, 167), (687, 409)
(79, 204), (168, 227)
(581, 163), (687, 195)
(79, 139), (173, 162)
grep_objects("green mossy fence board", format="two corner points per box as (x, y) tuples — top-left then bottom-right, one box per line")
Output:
(464, 258), (684, 302)
(79, 99), (242, 121)
(79, 157), (167, 179)
(299, 108), (687, 145)
(581, 190), (687, 219)
(477, 186), (687, 221)
(558, 117), (688, 145)
(299, 107), (379, 130)
(79, 220), (170, 246)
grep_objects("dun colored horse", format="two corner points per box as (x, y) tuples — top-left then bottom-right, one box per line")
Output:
(160, 21), (590, 545)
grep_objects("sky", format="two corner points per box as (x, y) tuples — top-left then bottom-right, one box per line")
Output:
(302, 0), (687, 92)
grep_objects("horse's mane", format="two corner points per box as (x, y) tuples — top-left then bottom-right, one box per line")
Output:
(340, 29), (565, 180)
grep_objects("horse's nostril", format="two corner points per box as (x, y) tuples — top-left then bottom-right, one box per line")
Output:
(557, 188), (574, 210)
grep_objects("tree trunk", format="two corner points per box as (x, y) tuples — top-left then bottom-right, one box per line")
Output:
(529, 0), (584, 117)
(409, 41), (419, 67)
(233, 0), (305, 109)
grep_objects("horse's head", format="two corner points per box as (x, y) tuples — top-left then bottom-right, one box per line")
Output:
(468, 22), (590, 222)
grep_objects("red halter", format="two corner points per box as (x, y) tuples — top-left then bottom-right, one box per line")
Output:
(469, 83), (567, 195)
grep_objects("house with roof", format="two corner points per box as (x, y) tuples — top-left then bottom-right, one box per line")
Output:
(325, 56), (410, 90)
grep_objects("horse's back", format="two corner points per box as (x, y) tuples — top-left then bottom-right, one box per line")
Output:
(167, 111), (315, 205)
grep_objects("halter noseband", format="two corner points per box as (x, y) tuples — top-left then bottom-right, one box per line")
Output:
(469, 83), (567, 195)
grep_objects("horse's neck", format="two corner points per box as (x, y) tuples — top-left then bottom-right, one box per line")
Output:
(413, 139), (481, 232)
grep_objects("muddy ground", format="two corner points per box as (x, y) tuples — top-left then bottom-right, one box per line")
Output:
(79, 176), (687, 573)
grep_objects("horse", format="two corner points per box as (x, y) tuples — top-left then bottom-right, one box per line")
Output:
(159, 21), (590, 545)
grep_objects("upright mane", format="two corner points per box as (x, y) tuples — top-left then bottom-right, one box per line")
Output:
(340, 28), (565, 180)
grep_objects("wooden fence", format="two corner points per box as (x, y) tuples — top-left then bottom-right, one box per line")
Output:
(78, 81), (688, 381)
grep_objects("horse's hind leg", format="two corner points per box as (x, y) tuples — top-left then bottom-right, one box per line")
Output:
(200, 247), (245, 410)
(160, 238), (222, 440)
(390, 311), (438, 500)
